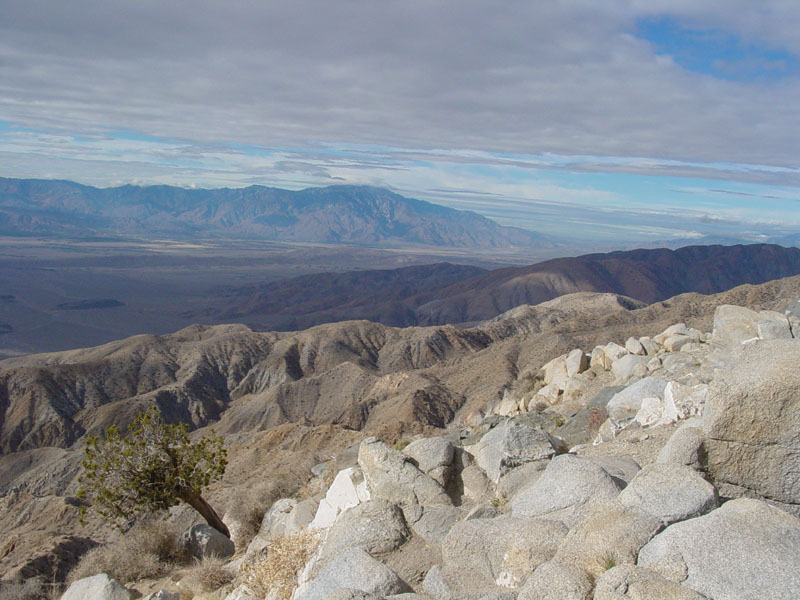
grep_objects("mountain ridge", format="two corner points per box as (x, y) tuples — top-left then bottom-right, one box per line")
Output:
(189, 243), (800, 329)
(3, 275), (800, 584)
(0, 178), (553, 248)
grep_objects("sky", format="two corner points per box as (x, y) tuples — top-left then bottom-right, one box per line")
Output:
(0, 0), (799, 244)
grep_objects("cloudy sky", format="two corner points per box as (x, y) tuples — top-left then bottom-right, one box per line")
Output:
(1, 0), (799, 243)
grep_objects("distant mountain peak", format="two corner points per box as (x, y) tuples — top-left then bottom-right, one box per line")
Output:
(0, 178), (555, 248)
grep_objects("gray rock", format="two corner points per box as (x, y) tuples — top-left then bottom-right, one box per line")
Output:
(442, 517), (568, 595)
(464, 504), (501, 520)
(180, 524), (235, 560)
(553, 386), (624, 447)
(565, 348), (589, 377)
(591, 345), (611, 370)
(589, 456), (641, 486)
(313, 499), (409, 575)
(656, 425), (706, 470)
(638, 337), (659, 355)
(594, 565), (706, 600)
(294, 548), (407, 600)
(603, 342), (628, 363)
(405, 504), (460, 545)
(322, 591), (380, 600)
(645, 355), (662, 372)
(247, 498), (297, 554)
(470, 423), (557, 483)
(562, 375), (591, 405)
(678, 342), (703, 353)
(291, 497), (320, 530)
(659, 353), (701, 378)
(654, 323), (690, 345)
(509, 411), (563, 433)
(403, 437), (455, 487)
(789, 314), (800, 338)
(784, 298), (800, 318)
(618, 463), (718, 525)
(312, 461), (333, 479)
(61, 574), (133, 600)
(511, 454), (622, 526)
(553, 406), (607, 448)
(625, 337), (645, 356)
(517, 561), (592, 600)
(423, 564), (453, 600)
(702, 339), (800, 514)
(310, 466), (370, 529)
(223, 588), (261, 600)
(605, 377), (668, 423)
(611, 354), (647, 381)
(757, 311), (794, 339)
(358, 437), (450, 506)
(638, 498), (800, 600)
(553, 503), (661, 579)
(711, 304), (792, 348)
(497, 460), (547, 501)
(460, 465), (493, 504)
(663, 334), (694, 352)
(141, 592), (180, 600)
(540, 354), (569, 390)
(477, 594), (517, 600)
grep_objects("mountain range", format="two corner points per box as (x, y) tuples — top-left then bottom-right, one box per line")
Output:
(190, 243), (800, 329)
(3, 272), (800, 583)
(0, 178), (552, 248)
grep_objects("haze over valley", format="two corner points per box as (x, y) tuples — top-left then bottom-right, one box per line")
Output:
(3, 177), (800, 357)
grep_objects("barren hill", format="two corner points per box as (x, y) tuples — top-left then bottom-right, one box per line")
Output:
(415, 243), (800, 324)
(190, 243), (800, 329)
(2, 274), (800, 582)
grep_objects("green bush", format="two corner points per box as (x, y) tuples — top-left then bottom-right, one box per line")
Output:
(78, 406), (229, 537)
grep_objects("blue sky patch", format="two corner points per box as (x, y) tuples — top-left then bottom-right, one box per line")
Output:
(636, 16), (799, 82)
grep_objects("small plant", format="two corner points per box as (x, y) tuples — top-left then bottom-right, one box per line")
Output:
(68, 520), (188, 584)
(239, 531), (320, 600)
(520, 372), (543, 394)
(78, 406), (229, 537)
(594, 550), (618, 573)
(393, 439), (410, 451)
(0, 578), (44, 600)
(490, 491), (508, 509)
(182, 556), (235, 594)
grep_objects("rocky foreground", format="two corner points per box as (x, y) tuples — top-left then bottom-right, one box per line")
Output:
(57, 300), (800, 600)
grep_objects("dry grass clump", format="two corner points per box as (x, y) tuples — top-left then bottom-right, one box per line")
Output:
(181, 556), (235, 595)
(592, 550), (619, 576)
(68, 519), (187, 584)
(225, 472), (303, 547)
(0, 578), (45, 600)
(239, 531), (320, 600)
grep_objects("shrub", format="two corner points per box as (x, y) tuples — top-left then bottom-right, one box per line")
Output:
(392, 439), (410, 451)
(239, 531), (320, 600)
(68, 520), (187, 584)
(593, 550), (619, 574)
(0, 578), (45, 600)
(181, 556), (235, 595)
(78, 406), (229, 537)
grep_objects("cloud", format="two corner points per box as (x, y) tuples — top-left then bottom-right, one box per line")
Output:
(0, 0), (799, 170)
(1, 1), (799, 245)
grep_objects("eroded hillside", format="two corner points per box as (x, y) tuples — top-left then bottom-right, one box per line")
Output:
(2, 275), (800, 583)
